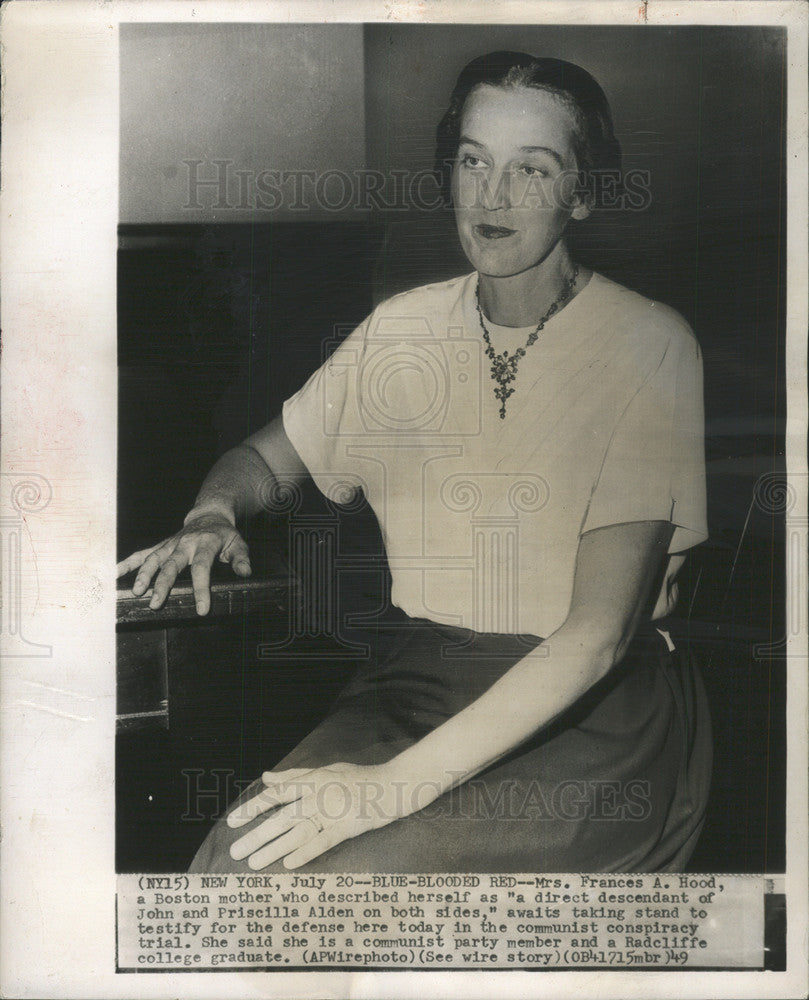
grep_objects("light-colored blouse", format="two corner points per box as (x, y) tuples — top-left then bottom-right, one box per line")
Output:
(283, 271), (707, 638)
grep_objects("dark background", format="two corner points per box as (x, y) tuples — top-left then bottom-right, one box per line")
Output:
(117, 24), (787, 874)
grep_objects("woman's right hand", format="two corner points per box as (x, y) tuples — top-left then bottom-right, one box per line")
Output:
(116, 511), (252, 615)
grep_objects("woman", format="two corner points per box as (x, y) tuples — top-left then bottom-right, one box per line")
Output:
(118, 52), (711, 873)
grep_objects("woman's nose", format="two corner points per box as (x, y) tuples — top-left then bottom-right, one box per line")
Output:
(482, 168), (512, 211)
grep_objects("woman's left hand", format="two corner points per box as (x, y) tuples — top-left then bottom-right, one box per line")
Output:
(226, 763), (432, 870)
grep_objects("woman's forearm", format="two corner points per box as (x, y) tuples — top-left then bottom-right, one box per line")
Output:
(226, 523), (670, 868)
(383, 624), (618, 806)
(118, 417), (311, 612)
(384, 521), (671, 808)
(186, 443), (276, 525)
(187, 413), (309, 526)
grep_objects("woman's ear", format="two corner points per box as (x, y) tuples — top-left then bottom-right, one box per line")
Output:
(564, 169), (593, 222)
(570, 189), (593, 222)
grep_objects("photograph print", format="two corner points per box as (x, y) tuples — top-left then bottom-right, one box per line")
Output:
(115, 21), (787, 880)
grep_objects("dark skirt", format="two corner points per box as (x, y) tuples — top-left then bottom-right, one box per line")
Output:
(189, 611), (712, 873)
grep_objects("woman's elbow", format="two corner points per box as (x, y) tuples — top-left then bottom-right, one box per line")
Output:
(558, 618), (636, 685)
(589, 640), (624, 684)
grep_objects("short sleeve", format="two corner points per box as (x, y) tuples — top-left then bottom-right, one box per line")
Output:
(282, 313), (373, 499)
(581, 328), (708, 553)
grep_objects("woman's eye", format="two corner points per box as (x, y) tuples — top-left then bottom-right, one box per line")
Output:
(517, 164), (548, 178)
(460, 153), (484, 168)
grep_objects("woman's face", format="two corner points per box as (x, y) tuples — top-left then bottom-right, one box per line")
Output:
(452, 84), (590, 278)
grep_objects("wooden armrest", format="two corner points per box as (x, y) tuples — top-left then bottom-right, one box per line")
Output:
(116, 571), (297, 730)
(116, 573), (294, 626)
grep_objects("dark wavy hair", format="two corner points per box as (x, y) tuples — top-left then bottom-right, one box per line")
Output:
(434, 51), (623, 209)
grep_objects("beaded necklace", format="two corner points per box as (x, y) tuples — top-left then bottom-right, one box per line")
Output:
(475, 265), (579, 418)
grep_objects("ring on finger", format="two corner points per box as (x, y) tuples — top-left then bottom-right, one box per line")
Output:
(307, 814), (326, 835)
(219, 533), (237, 561)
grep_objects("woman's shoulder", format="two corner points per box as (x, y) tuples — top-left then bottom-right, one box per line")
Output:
(371, 272), (475, 319)
(587, 272), (700, 356)
(590, 273), (702, 366)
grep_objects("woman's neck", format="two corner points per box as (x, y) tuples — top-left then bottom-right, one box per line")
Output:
(477, 245), (581, 328)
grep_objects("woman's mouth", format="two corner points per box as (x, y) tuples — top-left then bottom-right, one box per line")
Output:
(474, 224), (517, 240)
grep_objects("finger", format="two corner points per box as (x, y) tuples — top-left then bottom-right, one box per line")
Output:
(229, 799), (309, 861)
(219, 532), (252, 576)
(131, 544), (174, 596)
(261, 767), (315, 786)
(226, 790), (278, 829)
(283, 826), (343, 869)
(189, 547), (217, 615)
(227, 774), (312, 828)
(227, 786), (298, 829)
(116, 544), (161, 578)
(242, 819), (323, 871)
(230, 795), (320, 856)
(149, 552), (190, 608)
